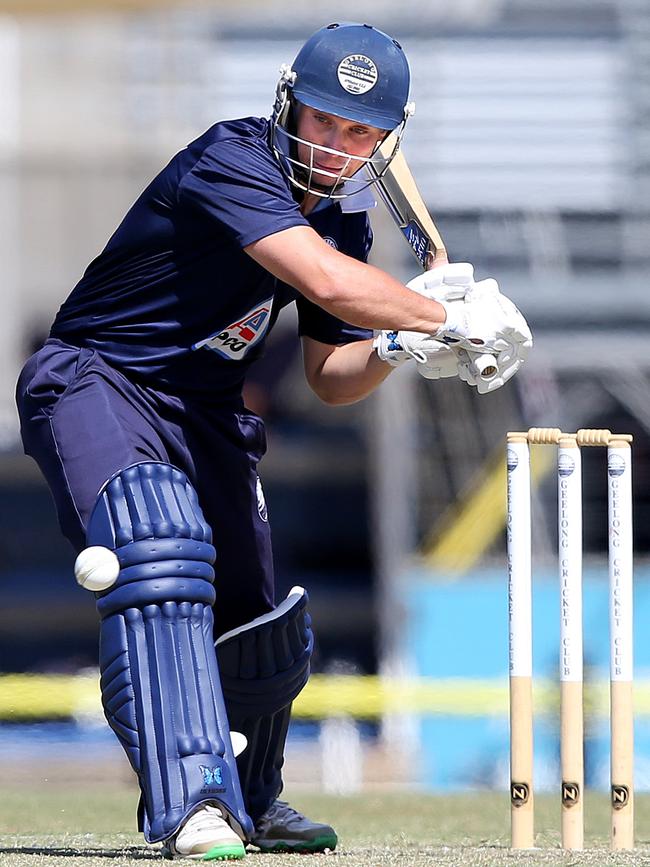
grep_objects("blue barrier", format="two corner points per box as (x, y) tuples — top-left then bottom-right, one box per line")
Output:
(406, 566), (650, 791)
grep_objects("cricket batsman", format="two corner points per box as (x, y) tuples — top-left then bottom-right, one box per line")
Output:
(16, 21), (531, 860)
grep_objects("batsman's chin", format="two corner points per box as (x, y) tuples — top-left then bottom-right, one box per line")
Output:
(311, 169), (341, 187)
(301, 177), (342, 197)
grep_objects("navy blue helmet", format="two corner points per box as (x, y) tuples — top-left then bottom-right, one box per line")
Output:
(270, 22), (414, 199)
(290, 22), (411, 131)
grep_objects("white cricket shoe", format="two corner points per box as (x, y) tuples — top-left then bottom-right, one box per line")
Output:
(162, 803), (245, 861)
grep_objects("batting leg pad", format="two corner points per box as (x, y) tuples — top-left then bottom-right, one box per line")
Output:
(89, 461), (252, 843)
(216, 587), (313, 823)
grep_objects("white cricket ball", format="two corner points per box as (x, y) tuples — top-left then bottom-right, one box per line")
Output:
(74, 545), (120, 592)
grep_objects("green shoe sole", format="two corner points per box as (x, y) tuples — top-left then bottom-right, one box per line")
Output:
(202, 842), (246, 860)
(254, 835), (338, 854)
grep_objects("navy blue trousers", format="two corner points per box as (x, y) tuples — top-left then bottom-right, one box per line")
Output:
(16, 339), (275, 636)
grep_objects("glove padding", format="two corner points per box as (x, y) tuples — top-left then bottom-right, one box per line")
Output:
(432, 277), (532, 354)
(373, 262), (475, 373)
(455, 337), (529, 394)
(416, 272), (533, 391)
(375, 264), (533, 392)
(405, 262), (475, 301)
(454, 279), (532, 392)
(374, 329), (459, 378)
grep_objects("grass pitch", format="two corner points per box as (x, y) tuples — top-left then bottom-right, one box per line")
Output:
(1, 783), (649, 867)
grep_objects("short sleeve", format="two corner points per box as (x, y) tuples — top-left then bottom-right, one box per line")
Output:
(178, 136), (309, 248)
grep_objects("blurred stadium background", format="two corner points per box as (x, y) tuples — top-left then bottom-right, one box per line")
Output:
(1, 0), (650, 807)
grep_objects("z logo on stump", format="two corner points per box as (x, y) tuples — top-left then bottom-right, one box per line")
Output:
(611, 785), (630, 809)
(562, 781), (581, 807)
(511, 782), (530, 806)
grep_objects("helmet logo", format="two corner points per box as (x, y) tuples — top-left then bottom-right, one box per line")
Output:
(337, 54), (378, 95)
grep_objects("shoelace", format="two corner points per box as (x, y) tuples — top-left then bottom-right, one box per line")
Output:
(182, 804), (224, 835)
(264, 800), (305, 823)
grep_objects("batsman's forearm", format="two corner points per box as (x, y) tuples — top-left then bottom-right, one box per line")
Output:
(303, 255), (447, 333)
(245, 227), (446, 332)
(304, 338), (393, 406)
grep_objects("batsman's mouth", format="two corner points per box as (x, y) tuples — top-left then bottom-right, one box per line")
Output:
(312, 162), (346, 175)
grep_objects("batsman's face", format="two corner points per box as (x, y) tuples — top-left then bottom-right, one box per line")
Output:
(295, 106), (384, 187)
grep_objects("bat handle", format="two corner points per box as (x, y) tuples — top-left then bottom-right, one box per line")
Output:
(470, 353), (498, 379)
(425, 248), (449, 270)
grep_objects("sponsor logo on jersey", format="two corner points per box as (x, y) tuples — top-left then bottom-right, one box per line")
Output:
(337, 54), (378, 95)
(323, 236), (338, 250)
(193, 297), (273, 360)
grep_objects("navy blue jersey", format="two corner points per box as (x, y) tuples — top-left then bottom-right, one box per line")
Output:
(51, 117), (373, 398)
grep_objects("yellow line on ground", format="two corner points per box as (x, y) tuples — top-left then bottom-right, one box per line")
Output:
(1, 673), (648, 721)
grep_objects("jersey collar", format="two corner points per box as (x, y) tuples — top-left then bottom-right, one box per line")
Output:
(338, 182), (377, 213)
(308, 180), (376, 214)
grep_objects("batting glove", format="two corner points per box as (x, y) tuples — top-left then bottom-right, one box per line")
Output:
(434, 278), (533, 355)
(374, 262), (476, 368)
(373, 329), (457, 377)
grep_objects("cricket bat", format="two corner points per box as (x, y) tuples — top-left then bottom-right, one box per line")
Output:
(367, 134), (448, 270)
(367, 136), (497, 379)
